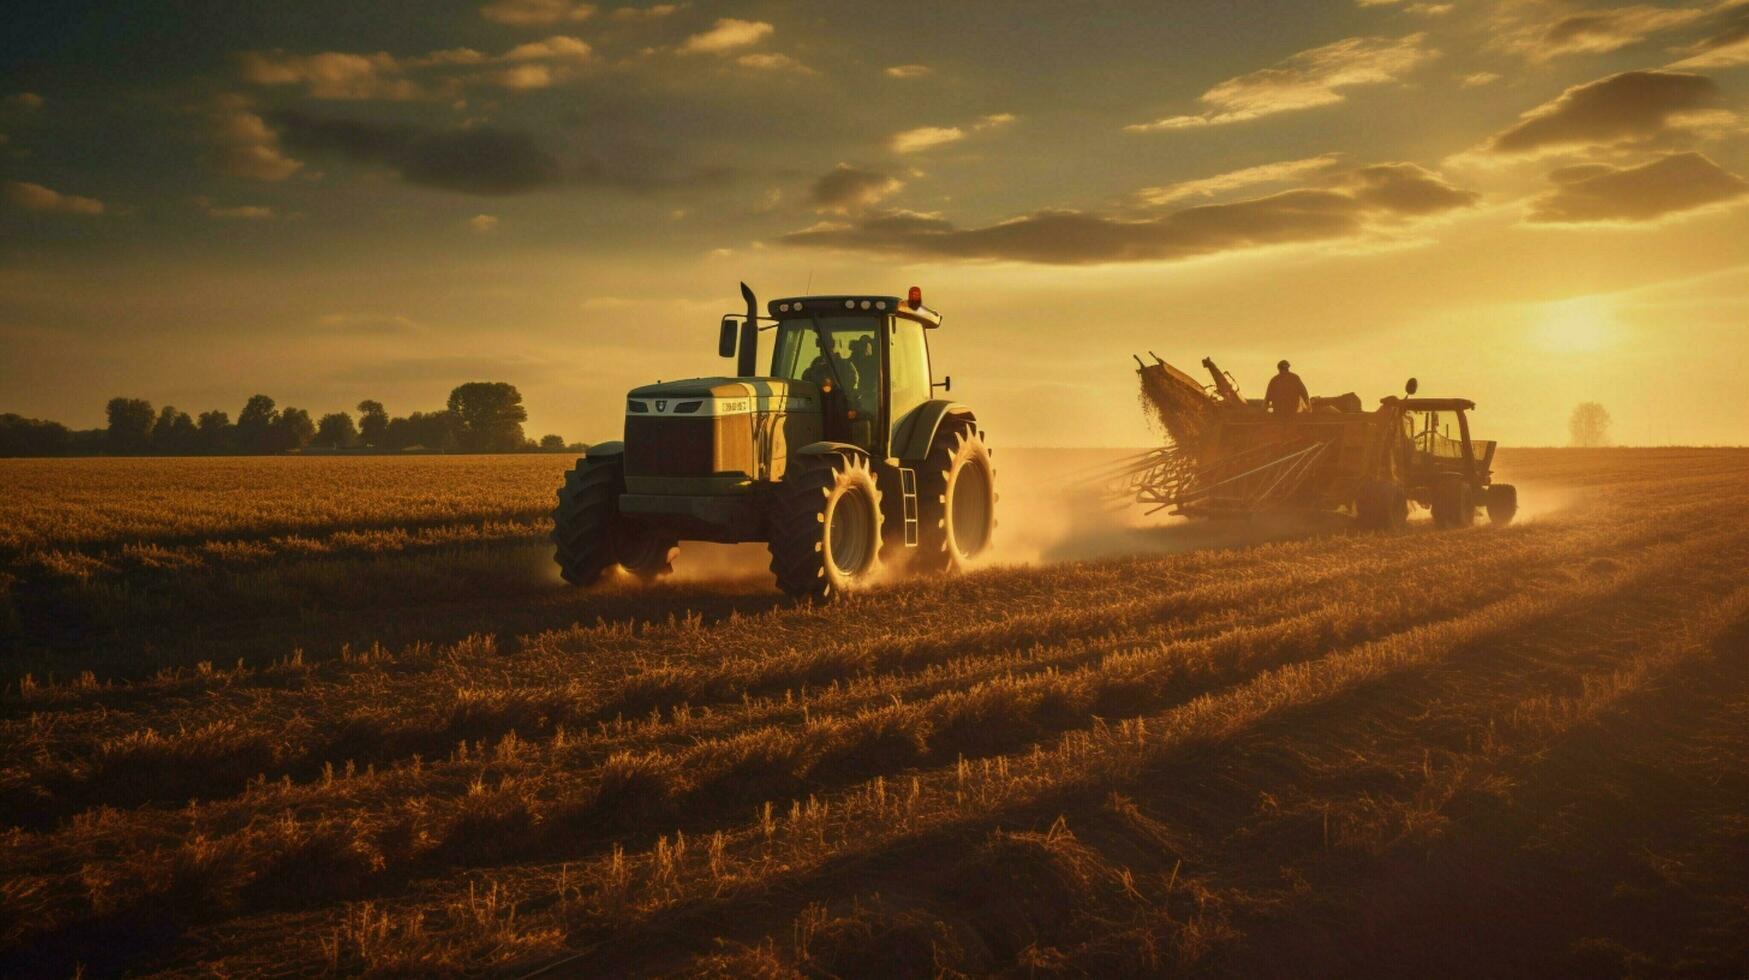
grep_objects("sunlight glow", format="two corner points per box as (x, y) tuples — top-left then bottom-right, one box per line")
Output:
(1531, 297), (1618, 354)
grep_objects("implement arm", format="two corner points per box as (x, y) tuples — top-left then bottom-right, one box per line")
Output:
(1200, 356), (1244, 404)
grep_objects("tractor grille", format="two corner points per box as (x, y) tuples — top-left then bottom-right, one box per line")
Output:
(624, 415), (754, 478)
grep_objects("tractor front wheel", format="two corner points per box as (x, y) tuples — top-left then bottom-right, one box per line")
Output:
(1431, 475), (1475, 529)
(913, 422), (997, 574)
(1356, 479), (1408, 531)
(551, 456), (678, 586)
(768, 452), (884, 602)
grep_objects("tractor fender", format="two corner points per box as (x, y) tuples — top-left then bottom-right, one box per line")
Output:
(793, 440), (870, 462)
(892, 401), (976, 463)
(584, 440), (625, 459)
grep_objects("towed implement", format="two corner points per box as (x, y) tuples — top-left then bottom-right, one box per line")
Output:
(1098, 355), (1517, 529)
(553, 284), (995, 601)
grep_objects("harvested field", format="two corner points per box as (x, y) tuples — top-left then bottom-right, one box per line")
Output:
(2, 448), (1746, 976)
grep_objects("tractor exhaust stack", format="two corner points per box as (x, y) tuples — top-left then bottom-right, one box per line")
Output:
(737, 281), (759, 378)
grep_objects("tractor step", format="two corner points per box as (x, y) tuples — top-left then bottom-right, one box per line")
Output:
(900, 467), (919, 546)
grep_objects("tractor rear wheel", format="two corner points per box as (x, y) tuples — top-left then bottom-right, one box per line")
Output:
(551, 456), (678, 585)
(1486, 483), (1518, 525)
(913, 421), (996, 574)
(1356, 479), (1407, 531)
(768, 451), (884, 602)
(1431, 476), (1474, 529)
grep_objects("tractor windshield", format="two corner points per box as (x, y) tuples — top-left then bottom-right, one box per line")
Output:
(1406, 411), (1466, 461)
(771, 316), (880, 416)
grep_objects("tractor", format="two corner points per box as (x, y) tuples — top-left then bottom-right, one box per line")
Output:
(552, 284), (996, 601)
(1102, 356), (1518, 530)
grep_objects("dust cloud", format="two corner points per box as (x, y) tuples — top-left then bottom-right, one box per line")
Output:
(669, 542), (775, 584)
(661, 447), (1317, 582)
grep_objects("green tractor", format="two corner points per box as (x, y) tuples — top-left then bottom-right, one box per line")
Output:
(552, 284), (996, 601)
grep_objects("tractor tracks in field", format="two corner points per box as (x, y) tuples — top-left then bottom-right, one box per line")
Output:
(0, 497), (1694, 834)
(491, 519), (1749, 978)
(19, 498), (1739, 976)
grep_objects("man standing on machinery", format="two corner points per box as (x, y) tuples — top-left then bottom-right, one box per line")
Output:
(1265, 359), (1309, 416)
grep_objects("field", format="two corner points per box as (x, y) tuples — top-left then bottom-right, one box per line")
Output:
(2, 448), (1747, 976)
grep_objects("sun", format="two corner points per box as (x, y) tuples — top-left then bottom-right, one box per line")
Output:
(1531, 297), (1617, 354)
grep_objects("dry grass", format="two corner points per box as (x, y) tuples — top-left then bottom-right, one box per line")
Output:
(1, 448), (1747, 976)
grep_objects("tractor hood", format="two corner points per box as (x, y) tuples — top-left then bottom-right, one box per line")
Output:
(626, 377), (815, 417)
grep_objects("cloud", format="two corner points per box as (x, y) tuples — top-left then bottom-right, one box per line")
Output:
(885, 114), (1013, 154)
(470, 213), (501, 233)
(1486, 70), (1723, 154)
(269, 110), (564, 194)
(5, 180), (105, 215)
(889, 125), (964, 153)
(1342, 161), (1480, 214)
(267, 109), (724, 194)
(1526, 151), (1749, 223)
(680, 18), (773, 54)
(1670, 5), (1749, 68)
(480, 0), (595, 25)
(885, 64), (931, 79)
(239, 51), (423, 101)
(6, 92), (43, 111)
(1137, 154), (1342, 205)
(1125, 33), (1433, 131)
(211, 96), (305, 181)
(502, 35), (593, 60)
(1462, 71), (1501, 87)
(810, 164), (904, 213)
(240, 37), (592, 100)
(780, 162), (1475, 265)
(1405, 3), (1453, 14)
(484, 63), (563, 88)
(1503, 3), (1708, 60)
(611, 3), (679, 18)
(737, 52), (813, 73)
(199, 199), (277, 220)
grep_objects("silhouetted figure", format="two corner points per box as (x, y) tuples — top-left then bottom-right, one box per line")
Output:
(1265, 360), (1309, 415)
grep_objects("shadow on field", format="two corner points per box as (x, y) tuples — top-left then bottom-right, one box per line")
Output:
(2, 539), (793, 684)
(1034, 511), (1354, 564)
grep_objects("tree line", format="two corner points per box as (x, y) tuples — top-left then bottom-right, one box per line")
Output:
(0, 382), (584, 457)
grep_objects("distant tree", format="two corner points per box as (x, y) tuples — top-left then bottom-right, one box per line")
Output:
(447, 382), (527, 453)
(150, 406), (197, 454)
(105, 397), (155, 455)
(236, 394), (279, 453)
(413, 410), (460, 452)
(381, 411), (458, 452)
(272, 406), (316, 451)
(539, 433), (566, 451)
(196, 410), (235, 454)
(1569, 402), (1612, 448)
(314, 412), (358, 449)
(0, 414), (71, 456)
(73, 429), (107, 454)
(356, 399), (388, 447)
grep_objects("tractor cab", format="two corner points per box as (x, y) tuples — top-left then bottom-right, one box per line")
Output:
(756, 293), (941, 457)
(1386, 397), (1496, 488)
(1379, 395), (1513, 527)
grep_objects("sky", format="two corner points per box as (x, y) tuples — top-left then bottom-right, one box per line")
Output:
(2, 0), (1747, 447)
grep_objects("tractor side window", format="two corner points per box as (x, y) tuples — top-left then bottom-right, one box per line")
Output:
(771, 324), (822, 382)
(888, 318), (931, 445)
